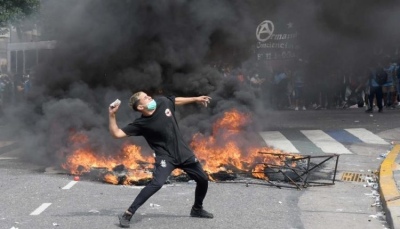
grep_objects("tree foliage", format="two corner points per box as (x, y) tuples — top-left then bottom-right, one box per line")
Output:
(0, 0), (40, 27)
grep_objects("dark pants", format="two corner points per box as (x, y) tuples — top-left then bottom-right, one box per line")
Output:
(368, 86), (383, 110)
(128, 160), (209, 214)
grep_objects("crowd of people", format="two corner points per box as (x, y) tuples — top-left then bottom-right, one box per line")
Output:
(1, 56), (399, 116)
(214, 56), (400, 113)
(0, 73), (32, 116)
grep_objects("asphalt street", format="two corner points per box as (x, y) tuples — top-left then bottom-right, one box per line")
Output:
(0, 107), (397, 229)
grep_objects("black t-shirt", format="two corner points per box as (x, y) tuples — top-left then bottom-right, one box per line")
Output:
(121, 96), (195, 165)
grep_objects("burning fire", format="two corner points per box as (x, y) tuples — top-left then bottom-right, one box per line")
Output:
(190, 109), (293, 180)
(61, 133), (154, 185)
(61, 109), (296, 184)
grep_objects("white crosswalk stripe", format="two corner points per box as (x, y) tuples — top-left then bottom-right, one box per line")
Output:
(344, 128), (389, 145)
(259, 128), (389, 155)
(259, 131), (299, 153)
(301, 130), (352, 154)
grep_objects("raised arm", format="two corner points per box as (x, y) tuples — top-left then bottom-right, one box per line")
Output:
(175, 96), (211, 107)
(108, 104), (128, 139)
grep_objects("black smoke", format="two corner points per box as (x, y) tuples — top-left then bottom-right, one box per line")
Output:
(4, 0), (400, 166)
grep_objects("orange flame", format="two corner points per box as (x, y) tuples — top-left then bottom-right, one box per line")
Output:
(190, 109), (295, 178)
(251, 164), (267, 179)
(61, 133), (154, 184)
(60, 109), (296, 185)
(104, 173), (119, 185)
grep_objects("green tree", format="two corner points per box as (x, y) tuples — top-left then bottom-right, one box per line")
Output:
(0, 0), (40, 27)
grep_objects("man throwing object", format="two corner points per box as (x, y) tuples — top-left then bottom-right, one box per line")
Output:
(108, 91), (213, 228)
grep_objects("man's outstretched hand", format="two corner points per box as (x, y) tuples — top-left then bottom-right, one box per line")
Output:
(196, 96), (212, 107)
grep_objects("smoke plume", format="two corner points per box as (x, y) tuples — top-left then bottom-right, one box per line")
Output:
(3, 0), (400, 166)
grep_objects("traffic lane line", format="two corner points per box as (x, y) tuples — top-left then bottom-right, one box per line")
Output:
(29, 181), (78, 215)
(30, 203), (52, 215)
(29, 180), (78, 217)
(0, 157), (18, 160)
(62, 180), (78, 190)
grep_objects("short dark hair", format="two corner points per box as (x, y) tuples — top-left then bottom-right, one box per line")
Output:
(128, 92), (143, 111)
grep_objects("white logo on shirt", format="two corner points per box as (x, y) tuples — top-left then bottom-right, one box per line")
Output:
(165, 108), (172, 117)
(160, 160), (166, 168)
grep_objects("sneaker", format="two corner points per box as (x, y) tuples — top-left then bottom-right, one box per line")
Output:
(190, 207), (214, 218)
(295, 107), (299, 111)
(378, 108), (383, 113)
(302, 106), (306, 110)
(365, 108), (373, 113)
(118, 211), (133, 228)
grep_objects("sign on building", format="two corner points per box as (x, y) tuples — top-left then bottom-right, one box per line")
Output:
(255, 20), (299, 61)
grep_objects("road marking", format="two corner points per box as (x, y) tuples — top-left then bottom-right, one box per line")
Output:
(30, 203), (52, 215)
(0, 141), (14, 147)
(62, 181), (78, 190)
(258, 128), (389, 155)
(0, 157), (18, 160)
(325, 130), (363, 143)
(259, 131), (299, 153)
(345, 128), (389, 145)
(301, 130), (352, 154)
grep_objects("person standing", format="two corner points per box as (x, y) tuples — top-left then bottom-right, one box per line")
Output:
(109, 91), (214, 228)
(249, 73), (264, 99)
(382, 58), (396, 108)
(272, 68), (288, 109)
(292, 66), (306, 111)
(387, 59), (398, 108)
(366, 65), (384, 113)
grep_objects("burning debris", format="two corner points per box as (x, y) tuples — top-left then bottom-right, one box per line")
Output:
(4, 0), (390, 192)
(59, 109), (301, 185)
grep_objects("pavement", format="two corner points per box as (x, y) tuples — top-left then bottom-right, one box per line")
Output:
(380, 143), (400, 229)
(0, 110), (398, 228)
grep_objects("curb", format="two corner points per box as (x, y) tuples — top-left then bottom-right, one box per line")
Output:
(379, 144), (400, 229)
